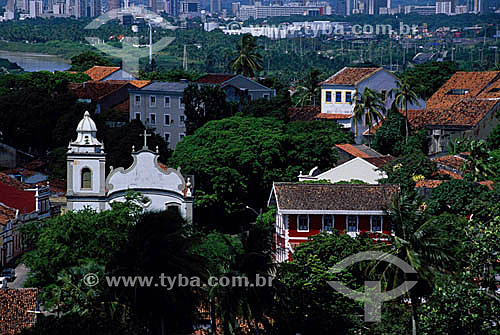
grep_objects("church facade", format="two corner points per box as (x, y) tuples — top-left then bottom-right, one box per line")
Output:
(66, 112), (193, 222)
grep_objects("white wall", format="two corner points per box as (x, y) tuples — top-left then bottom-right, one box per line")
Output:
(301, 158), (386, 184)
(71, 159), (101, 194)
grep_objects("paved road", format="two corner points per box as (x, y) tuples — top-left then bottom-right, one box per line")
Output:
(9, 263), (29, 288)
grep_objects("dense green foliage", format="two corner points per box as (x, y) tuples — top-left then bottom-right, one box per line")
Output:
(272, 232), (372, 334)
(380, 151), (436, 192)
(182, 83), (234, 134)
(169, 116), (353, 230)
(372, 106), (406, 155)
(69, 50), (114, 72)
(419, 273), (500, 335)
(427, 179), (488, 216)
(400, 61), (458, 100)
(0, 71), (89, 154)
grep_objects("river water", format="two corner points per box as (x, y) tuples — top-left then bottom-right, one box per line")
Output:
(0, 50), (71, 72)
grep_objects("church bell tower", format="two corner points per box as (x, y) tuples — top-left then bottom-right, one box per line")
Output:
(66, 111), (107, 211)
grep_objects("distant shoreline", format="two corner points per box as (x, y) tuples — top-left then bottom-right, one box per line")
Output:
(0, 50), (70, 60)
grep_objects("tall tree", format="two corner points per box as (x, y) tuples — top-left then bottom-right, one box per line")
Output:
(293, 67), (321, 107)
(182, 83), (234, 135)
(389, 78), (420, 142)
(353, 87), (385, 137)
(371, 194), (460, 335)
(70, 51), (114, 72)
(231, 34), (263, 78)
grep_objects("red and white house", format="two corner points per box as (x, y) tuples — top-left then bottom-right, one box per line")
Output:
(268, 182), (399, 262)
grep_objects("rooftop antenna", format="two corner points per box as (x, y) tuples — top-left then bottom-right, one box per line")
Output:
(183, 44), (187, 71)
(149, 23), (153, 65)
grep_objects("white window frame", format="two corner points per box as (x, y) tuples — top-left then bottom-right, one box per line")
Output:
(179, 133), (185, 141)
(164, 114), (171, 126)
(263, 93), (270, 100)
(179, 115), (185, 124)
(297, 214), (309, 232)
(164, 96), (171, 108)
(164, 132), (170, 142)
(135, 112), (141, 121)
(346, 215), (359, 236)
(322, 214), (334, 232)
(370, 215), (383, 233)
(179, 97), (185, 109)
(134, 94), (141, 106)
(149, 113), (156, 125)
(150, 95), (157, 107)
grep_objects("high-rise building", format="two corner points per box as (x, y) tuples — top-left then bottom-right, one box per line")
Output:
(436, 0), (452, 14)
(209, 0), (221, 14)
(473, 0), (485, 12)
(6, 0), (16, 12)
(88, 0), (101, 16)
(29, 0), (43, 17)
(150, 0), (165, 12)
(168, 0), (180, 15)
(108, 0), (120, 11)
(231, 1), (240, 15)
(367, 0), (387, 14)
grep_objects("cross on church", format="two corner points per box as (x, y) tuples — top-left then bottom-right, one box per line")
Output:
(140, 129), (151, 149)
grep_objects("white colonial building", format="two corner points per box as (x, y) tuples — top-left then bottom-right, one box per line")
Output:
(66, 112), (193, 221)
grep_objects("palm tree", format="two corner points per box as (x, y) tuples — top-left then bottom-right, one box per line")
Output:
(390, 78), (420, 142)
(231, 34), (263, 78)
(371, 194), (457, 335)
(353, 87), (385, 138)
(294, 67), (321, 107)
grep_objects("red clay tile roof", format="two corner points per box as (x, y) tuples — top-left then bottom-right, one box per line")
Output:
(415, 71), (500, 128)
(397, 109), (426, 129)
(364, 155), (394, 168)
(335, 144), (374, 158)
(22, 160), (47, 171)
(321, 67), (382, 85)
(432, 155), (465, 171)
(417, 179), (495, 190)
(415, 180), (444, 188)
(196, 74), (236, 84)
(0, 288), (39, 335)
(68, 81), (131, 101)
(410, 100), (499, 128)
(112, 99), (130, 114)
(288, 106), (320, 121)
(84, 66), (121, 81)
(432, 169), (463, 180)
(42, 178), (66, 194)
(0, 173), (36, 214)
(272, 182), (399, 211)
(479, 180), (495, 190)
(0, 203), (16, 226)
(105, 79), (151, 88)
(363, 119), (384, 135)
(316, 113), (353, 120)
(426, 71), (500, 110)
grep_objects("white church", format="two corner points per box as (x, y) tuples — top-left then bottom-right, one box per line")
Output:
(66, 111), (193, 222)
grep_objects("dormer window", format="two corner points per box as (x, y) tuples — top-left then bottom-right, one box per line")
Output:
(447, 89), (469, 95)
(81, 168), (92, 189)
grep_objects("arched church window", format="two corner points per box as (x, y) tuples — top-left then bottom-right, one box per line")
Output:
(81, 168), (92, 189)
